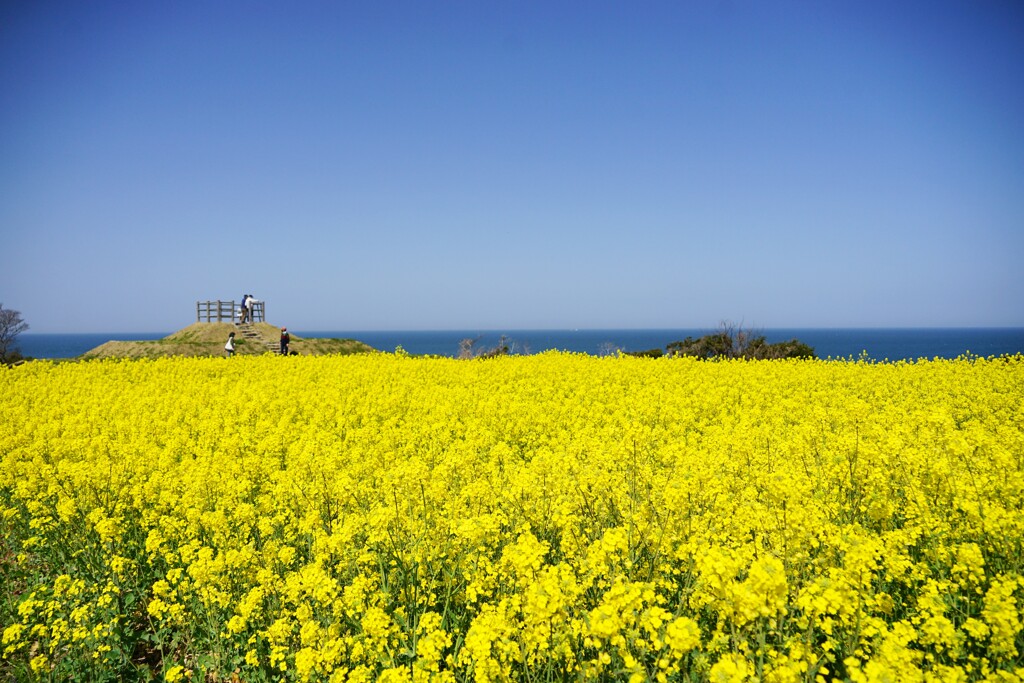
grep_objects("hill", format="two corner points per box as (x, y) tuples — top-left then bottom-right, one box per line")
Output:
(80, 323), (375, 359)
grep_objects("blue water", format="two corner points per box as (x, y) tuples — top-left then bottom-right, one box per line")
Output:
(15, 333), (172, 360)
(15, 328), (1024, 361)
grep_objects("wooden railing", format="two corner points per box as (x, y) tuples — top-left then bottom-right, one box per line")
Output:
(196, 300), (265, 323)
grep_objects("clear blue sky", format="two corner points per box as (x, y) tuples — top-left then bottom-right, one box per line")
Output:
(2, 1), (1022, 333)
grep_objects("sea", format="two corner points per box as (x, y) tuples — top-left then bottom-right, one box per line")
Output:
(14, 328), (1024, 361)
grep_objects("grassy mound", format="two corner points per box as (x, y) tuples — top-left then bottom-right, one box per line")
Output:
(80, 323), (375, 359)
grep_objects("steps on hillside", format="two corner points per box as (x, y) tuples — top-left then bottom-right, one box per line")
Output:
(234, 322), (280, 354)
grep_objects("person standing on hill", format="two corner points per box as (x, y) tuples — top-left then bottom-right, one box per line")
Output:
(244, 294), (254, 324)
(225, 332), (236, 357)
(280, 327), (290, 355)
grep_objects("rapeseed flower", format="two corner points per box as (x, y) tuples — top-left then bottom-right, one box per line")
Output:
(1, 353), (1021, 680)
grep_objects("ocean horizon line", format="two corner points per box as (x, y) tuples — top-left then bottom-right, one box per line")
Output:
(21, 324), (1024, 336)
(15, 327), (1024, 361)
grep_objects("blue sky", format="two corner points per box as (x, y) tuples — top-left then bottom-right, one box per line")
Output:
(2, 1), (1022, 333)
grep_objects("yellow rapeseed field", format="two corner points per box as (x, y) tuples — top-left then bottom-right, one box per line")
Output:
(1, 353), (1022, 682)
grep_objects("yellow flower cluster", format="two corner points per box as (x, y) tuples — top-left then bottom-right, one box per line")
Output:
(1, 352), (1023, 681)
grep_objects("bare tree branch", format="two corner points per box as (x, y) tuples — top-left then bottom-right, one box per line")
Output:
(0, 303), (30, 363)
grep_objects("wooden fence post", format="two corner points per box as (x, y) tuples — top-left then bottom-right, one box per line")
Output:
(195, 299), (262, 324)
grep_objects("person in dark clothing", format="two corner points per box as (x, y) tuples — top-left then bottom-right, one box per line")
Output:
(239, 294), (250, 323)
(280, 327), (290, 355)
